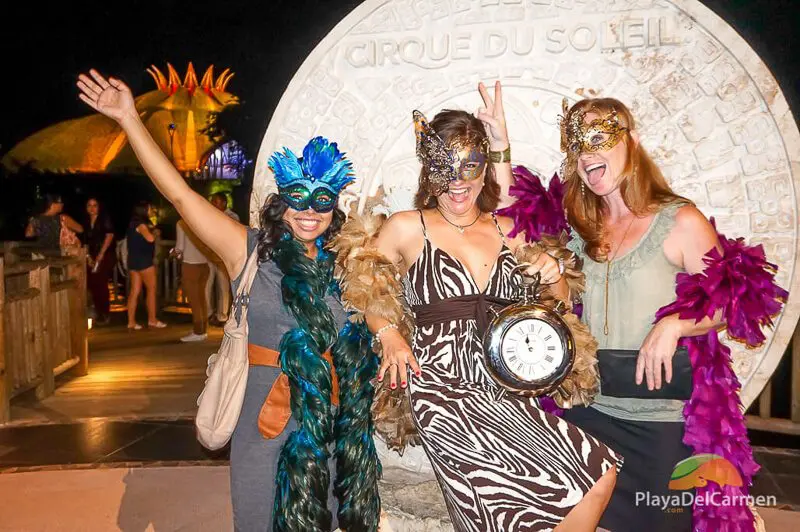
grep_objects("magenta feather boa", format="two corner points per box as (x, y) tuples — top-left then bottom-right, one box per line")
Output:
(495, 166), (569, 240)
(654, 223), (787, 531)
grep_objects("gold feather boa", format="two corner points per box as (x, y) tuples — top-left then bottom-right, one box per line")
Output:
(513, 232), (599, 408)
(330, 202), (599, 450)
(329, 196), (420, 451)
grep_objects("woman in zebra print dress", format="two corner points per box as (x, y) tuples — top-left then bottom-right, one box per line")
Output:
(367, 90), (622, 531)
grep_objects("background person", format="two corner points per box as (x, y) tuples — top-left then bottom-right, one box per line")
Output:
(84, 197), (115, 325)
(206, 192), (239, 325)
(25, 193), (83, 253)
(175, 218), (211, 342)
(126, 200), (166, 330)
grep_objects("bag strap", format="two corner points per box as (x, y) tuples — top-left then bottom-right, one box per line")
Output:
(235, 248), (261, 322)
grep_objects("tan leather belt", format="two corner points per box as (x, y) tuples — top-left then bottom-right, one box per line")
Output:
(248, 344), (339, 440)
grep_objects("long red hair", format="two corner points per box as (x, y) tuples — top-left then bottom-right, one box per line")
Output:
(562, 98), (690, 261)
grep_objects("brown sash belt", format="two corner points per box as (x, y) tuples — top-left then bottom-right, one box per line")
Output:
(412, 294), (513, 337)
(248, 343), (339, 440)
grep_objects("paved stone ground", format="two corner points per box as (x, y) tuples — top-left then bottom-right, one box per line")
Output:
(8, 317), (219, 426)
(2, 315), (798, 530)
(0, 465), (796, 532)
(1, 419), (799, 530)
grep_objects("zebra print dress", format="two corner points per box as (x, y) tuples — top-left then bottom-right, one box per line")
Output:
(403, 212), (623, 531)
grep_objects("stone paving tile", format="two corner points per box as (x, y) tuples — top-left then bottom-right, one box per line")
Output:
(754, 447), (800, 477)
(0, 421), (161, 467)
(99, 422), (228, 463)
(0, 420), (798, 514)
(749, 430), (800, 450)
(0, 420), (228, 471)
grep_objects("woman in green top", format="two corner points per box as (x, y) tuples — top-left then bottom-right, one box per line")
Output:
(557, 97), (723, 532)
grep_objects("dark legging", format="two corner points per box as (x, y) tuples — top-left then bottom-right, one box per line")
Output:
(87, 254), (115, 319)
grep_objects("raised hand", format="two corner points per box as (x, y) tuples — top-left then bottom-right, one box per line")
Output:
(77, 69), (137, 123)
(477, 81), (510, 151)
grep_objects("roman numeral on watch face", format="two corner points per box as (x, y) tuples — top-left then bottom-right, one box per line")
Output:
(496, 317), (567, 383)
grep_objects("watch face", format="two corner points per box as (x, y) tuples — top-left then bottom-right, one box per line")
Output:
(484, 303), (575, 396)
(500, 319), (566, 381)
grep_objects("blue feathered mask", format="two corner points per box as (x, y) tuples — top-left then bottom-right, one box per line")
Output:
(269, 136), (355, 213)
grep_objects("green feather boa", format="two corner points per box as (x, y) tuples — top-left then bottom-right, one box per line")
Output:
(271, 235), (381, 531)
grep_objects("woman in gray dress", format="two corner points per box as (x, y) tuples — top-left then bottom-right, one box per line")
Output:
(77, 69), (382, 532)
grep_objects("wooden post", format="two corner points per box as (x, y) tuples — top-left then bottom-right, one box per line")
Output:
(0, 258), (9, 423)
(792, 322), (800, 423)
(72, 249), (89, 376)
(758, 381), (773, 419)
(31, 265), (54, 399)
(2, 242), (19, 266)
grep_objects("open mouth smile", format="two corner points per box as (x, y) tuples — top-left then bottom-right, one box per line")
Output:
(584, 162), (607, 186)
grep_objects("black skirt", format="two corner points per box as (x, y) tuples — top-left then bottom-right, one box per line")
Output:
(562, 406), (693, 532)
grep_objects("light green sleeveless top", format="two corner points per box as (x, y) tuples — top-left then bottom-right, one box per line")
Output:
(567, 203), (685, 422)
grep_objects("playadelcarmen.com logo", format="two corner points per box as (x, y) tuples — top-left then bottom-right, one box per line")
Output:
(636, 454), (776, 512)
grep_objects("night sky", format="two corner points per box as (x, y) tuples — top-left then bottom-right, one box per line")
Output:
(1, 0), (361, 152)
(1, 0), (798, 233)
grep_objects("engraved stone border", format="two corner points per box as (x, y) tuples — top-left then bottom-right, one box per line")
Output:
(252, 0), (800, 411)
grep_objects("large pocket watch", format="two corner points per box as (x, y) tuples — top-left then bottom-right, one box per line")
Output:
(483, 271), (575, 396)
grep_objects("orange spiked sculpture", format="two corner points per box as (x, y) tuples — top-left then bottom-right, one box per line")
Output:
(2, 63), (239, 175)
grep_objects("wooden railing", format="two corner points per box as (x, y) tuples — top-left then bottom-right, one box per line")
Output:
(0, 248), (89, 423)
(746, 325), (800, 436)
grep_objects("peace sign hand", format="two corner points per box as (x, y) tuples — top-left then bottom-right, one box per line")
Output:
(77, 69), (137, 124)
(477, 81), (510, 151)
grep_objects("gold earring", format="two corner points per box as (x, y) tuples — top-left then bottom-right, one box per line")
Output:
(581, 181), (585, 195)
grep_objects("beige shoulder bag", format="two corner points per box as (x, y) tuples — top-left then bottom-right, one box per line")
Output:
(195, 249), (260, 450)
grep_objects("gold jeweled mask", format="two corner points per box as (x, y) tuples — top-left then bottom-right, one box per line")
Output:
(414, 110), (488, 197)
(559, 99), (628, 177)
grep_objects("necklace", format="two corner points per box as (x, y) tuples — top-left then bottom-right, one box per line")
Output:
(604, 215), (636, 336)
(437, 207), (481, 234)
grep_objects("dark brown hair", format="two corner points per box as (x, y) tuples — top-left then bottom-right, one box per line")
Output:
(413, 110), (500, 212)
(131, 200), (151, 226)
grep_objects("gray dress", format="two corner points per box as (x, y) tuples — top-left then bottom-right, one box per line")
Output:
(229, 229), (346, 532)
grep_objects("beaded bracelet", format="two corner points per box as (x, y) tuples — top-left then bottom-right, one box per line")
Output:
(371, 323), (399, 349)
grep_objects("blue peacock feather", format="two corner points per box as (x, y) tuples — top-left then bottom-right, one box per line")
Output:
(270, 231), (380, 531)
(269, 136), (355, 194)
